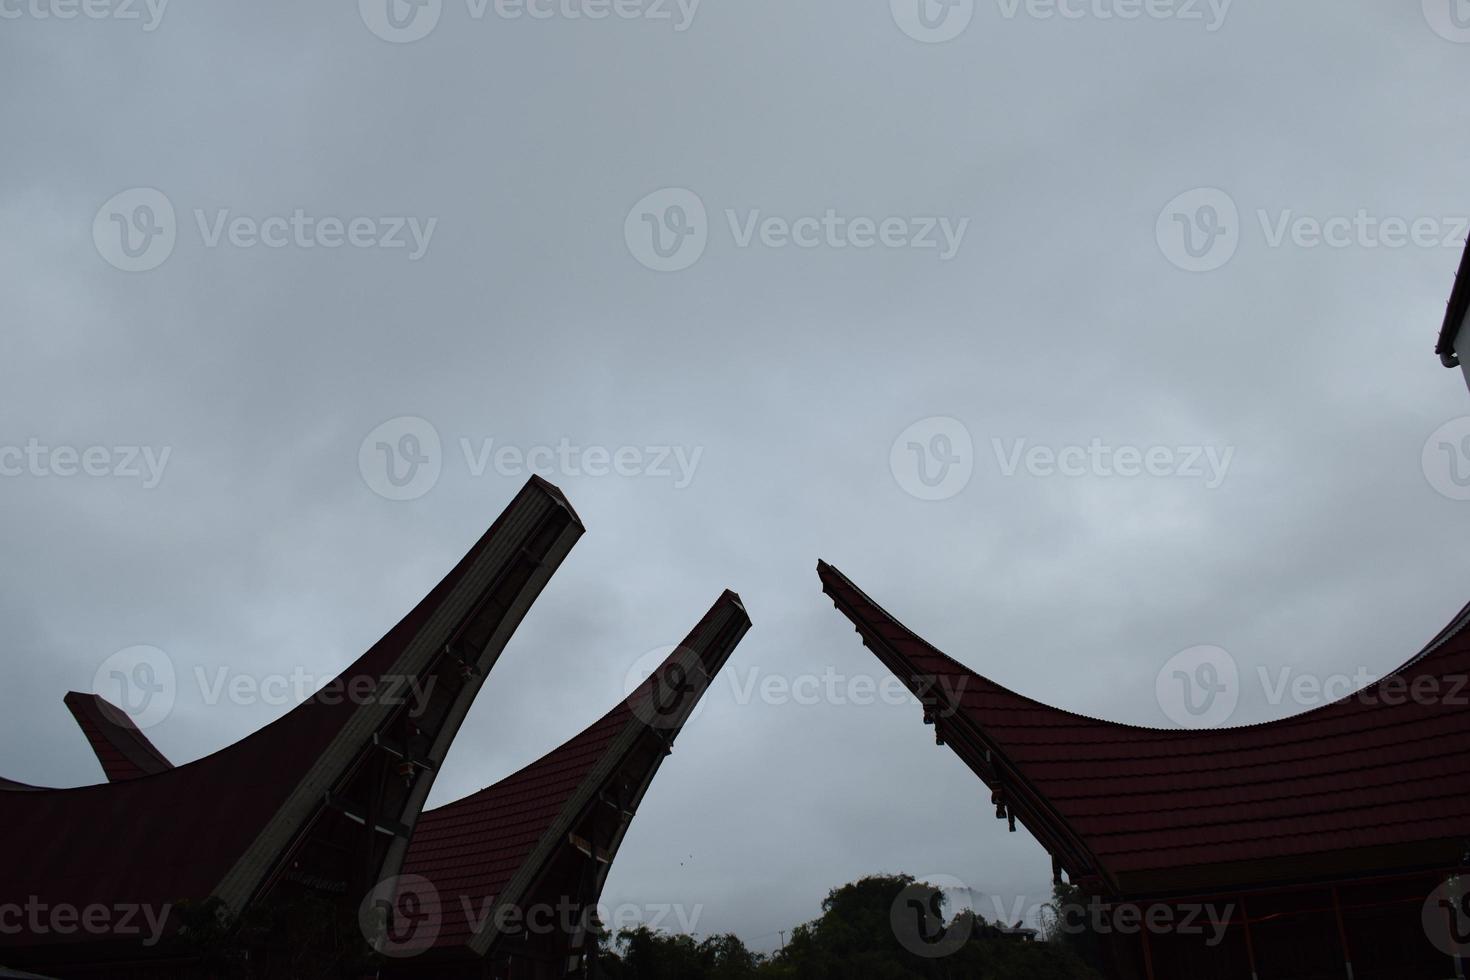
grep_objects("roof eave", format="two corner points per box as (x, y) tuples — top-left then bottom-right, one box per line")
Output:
(1434, 238), (1470, 366)
(816, 561), (1113, 891)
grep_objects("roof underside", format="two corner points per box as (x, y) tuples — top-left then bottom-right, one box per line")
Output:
(818, 561), (1470, 897)
(1435, 237), (1470, 366)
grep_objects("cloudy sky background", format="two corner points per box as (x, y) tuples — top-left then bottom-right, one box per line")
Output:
(5, 0), (1470, 950)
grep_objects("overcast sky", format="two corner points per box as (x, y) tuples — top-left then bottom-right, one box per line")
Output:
(5, 0), (1470, 952)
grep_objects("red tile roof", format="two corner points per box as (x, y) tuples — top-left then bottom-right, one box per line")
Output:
(46, 589), (753, 963)
(403, 710), (629, 950)
(63, 691), (173, 781)
(0, 478), (581, 949)
(818, 560), (1470, 897)
(400, 590), (750, 954)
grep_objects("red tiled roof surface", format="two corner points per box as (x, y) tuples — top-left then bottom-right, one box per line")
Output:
(63, 691), (173, 781)
(404, 710), (628, 949)
(401, 590), (750, 951)
(0, 478), (579, 944)
(818, 561), (1470, 896)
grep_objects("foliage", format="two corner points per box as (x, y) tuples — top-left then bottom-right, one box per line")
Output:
(1042, 879), (1109, 972)
(168, 891), (376, 979)
(599, 873), (1103, 980)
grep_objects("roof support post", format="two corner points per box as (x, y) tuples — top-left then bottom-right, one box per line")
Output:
(1241, 897), (1259, 980)
(364, 744), (385, 893)
(573, 792), (602, 977)
(1331, 887), (1353, 980)
(1137, 907), (1155, 980)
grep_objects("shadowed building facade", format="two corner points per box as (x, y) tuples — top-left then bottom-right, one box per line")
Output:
(380, 591), (750, 977)
(818, 560), (1470, 979)
(0, 479), (750, 979)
